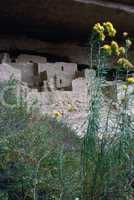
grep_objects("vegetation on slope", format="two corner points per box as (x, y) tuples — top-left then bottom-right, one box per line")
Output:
(0, 22), (134, 200)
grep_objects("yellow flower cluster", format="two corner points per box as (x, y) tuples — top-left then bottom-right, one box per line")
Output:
(119, 47), (126, 55)
(93, 23), (104, 33)
(127, 77), (134, 84)
(103, 22), (117, 37)
(101, 44), (112, 55)
(117, 58), (134, 69)
(101, 41), (125, 56)
(93, 21), (116, 41)
(93, 23), (105, 41)
(111, 41), (120, 56)
(53, 111), (62, 121)
(68, 104), (76, 112)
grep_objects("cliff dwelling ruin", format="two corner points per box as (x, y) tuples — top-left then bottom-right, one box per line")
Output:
(0, 0), (134, 133)
(0, 52), (85, 92)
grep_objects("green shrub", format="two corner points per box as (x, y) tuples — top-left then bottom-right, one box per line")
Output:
(0, 80), (81, 200)
(81, 22), (134, 200)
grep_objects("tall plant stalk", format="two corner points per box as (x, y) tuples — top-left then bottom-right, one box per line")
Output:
(81, 22), (134, 200)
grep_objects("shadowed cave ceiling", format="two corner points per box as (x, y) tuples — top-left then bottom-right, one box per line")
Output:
(0, 0), (134, 63)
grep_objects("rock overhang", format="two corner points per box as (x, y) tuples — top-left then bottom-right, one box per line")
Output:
(0, 0), (134, 42)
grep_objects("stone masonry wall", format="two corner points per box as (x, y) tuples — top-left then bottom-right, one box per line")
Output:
(39, 62), (77, 89)
(0, 63), (21, 82)
(16, 54), (47, 64)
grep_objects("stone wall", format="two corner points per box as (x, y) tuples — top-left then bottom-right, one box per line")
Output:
(1, 53), (11, 63)
(11, 63), (36, 88)
(2, 65), (130, 136)
(0, 63), (21, 82)
(0, 61), (78, 90)
(21, 76), (89, 134)
(39, 62), (77, 89)
(16, 54), (47, 64)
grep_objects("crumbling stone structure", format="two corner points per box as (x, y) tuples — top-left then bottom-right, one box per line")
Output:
(16, 54), (47, 64)
(0, 53), (80, 91)
(0, 0), (134, 134)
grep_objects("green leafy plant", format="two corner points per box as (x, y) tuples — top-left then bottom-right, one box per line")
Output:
(81, 22), (134, 200)
(0, 79), (81, 200)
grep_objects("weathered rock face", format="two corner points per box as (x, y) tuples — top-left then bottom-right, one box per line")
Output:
(0, 36), (89, 64)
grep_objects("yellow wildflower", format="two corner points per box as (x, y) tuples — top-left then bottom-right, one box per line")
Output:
(93, 23), (104, 33)
(68, 104), (76, 112)
(101, 44), (112, 55)
(93, 23), (105, 41)
(103, 22), (117, 37)
(53, 111), (62, 121)
(99, 32), (105, 41)
(111, 41), (120, 56)
(111, 41), (118, 50)
(110, 28), (117, 37)
(117, 58), (134, 69)
(123, 32), (128, 37)
(127, 77), (134, 84)
(119, 47), (126, 56)
(126, 39), (132, 48)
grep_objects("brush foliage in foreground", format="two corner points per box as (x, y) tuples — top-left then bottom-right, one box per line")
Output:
(0, 80), (81, 200)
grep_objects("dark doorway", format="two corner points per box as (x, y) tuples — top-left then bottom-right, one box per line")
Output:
(61, 66), (64, 71)
(39, 71), (48, 92)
